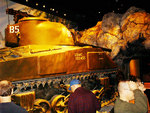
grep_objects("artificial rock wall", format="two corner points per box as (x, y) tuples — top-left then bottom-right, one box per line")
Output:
(77, 7), (150, 59)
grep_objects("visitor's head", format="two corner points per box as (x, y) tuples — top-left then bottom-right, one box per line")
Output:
(69, 79), (81, 92)
(0, 80), (14, 97)
(118, 81), (134, 101)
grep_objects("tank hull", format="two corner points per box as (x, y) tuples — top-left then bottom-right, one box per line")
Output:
(0, 45), (117, 82)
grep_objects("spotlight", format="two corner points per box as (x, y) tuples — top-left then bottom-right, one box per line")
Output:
(43, 5), (45, 8)
(64, 13), (66, 16)
(36, 3), (38, 6)
(26, 0), (28, 2)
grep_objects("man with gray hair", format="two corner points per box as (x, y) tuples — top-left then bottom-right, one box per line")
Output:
(114, 80), (148, 113)
(0, 80), (27, 113)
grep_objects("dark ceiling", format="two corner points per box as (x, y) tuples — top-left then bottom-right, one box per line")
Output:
(10, 0), (150, 30)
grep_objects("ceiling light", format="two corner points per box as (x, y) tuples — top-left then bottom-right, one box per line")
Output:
(36, 3), (38, 6)
(43, 5), (45, 8)
(26, 0), (28, 2)
(64, 13), (66, 16)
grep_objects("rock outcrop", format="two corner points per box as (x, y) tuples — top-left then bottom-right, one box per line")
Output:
(78, 6), (150, 58)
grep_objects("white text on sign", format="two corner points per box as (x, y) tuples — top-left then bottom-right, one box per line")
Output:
(9, 26), (19, 33)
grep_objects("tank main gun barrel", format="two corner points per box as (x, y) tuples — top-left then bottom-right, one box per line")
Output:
(75, 42), (112, 52)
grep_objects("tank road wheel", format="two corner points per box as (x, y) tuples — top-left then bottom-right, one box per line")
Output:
(50, 95), (68, 113)
(92, 90), (101, 99)
(92, 87), (104, 100)
(34, 99), (51, 113)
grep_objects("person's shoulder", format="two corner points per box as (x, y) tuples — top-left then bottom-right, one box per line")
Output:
(0, 102), (27, 113)
(114, 98), (121, 107)
(75, 87), (89, 94)
(75, 87), (95, 97)
(81, 87), (95, 95)
(10, 102), (28, 113)
(77, 87), (91, 92)
(114, 97), (120, 103)
(115, 97), (132, 109)
(114, 98), (128, 113)
(115, 97), (128, 104)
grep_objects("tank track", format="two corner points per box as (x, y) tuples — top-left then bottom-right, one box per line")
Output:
(11, 68), (118, 113)
(12, 68), (117, 94)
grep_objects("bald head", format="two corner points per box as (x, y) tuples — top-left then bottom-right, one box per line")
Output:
(118, 81), (135, 101)
(0, 80), (13, 96)
(118, 81), (130, 93)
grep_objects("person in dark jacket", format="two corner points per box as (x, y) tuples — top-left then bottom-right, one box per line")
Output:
(68, 79), (101, 113)
(0, 80), (27, 113)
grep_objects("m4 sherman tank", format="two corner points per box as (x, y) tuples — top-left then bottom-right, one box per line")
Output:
(2, 17), (118, 113)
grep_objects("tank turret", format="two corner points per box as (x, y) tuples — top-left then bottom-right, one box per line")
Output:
(5, 17), (74, 47)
